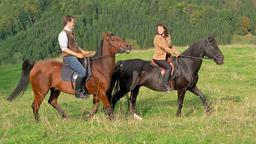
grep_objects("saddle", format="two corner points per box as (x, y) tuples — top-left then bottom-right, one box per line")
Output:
(151, 57), (175, 77)
(61, 58), (92, 88)
(151, 56), (176, 89)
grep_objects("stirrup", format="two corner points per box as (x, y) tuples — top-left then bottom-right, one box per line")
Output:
(164, 87), (171, 92)
(163, 84), (172, 92)
(75, 91), (88, 99)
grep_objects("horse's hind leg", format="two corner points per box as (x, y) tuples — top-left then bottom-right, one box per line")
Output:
(189, 86), (211, 113)
(48, 88), (68, 119)
(31, 87), (49, 121)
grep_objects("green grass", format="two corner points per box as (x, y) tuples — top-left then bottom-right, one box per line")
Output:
(1, 46), (256, 143)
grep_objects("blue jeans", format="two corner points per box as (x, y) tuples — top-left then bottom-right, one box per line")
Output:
(63, 56), (86, 78)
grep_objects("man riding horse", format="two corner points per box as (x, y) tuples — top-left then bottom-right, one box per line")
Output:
(58, 15), (95, 99)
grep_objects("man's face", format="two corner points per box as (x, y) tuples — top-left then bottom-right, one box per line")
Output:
(67, 18), (75, 30)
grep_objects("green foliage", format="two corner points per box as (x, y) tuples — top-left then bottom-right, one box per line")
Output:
(0, 0), (256, 65)
(231, 33), (256, 44)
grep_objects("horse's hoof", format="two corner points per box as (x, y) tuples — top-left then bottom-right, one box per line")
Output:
(204, 104), (213, 115)
(34, 119), (40, 123)
(86, 113), (93, 120)
(108, 113), (115, 121)
(204, 108), (212, 116)
(133, 113), (143, 120)
(62, 115), (69, 120)
(176, 111), (182, 117)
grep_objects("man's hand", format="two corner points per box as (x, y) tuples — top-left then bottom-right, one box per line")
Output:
(82, 51), (96, 57)
(76, 53), (84, 59)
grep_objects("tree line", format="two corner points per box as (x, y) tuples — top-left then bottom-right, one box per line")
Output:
(0, 0), (256, 65)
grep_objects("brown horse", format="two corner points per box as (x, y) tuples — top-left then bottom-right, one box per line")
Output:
(7, 32), (132, 121)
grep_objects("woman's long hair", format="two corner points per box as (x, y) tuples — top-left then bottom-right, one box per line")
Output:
(156, 23), (168, 37)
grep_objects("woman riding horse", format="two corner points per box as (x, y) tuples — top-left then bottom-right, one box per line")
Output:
(153, 23), (180, 91)
(108, 37), (224, 118)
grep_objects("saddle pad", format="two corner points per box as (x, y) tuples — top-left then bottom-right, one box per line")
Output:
(61, 65), (77, 82)
(61, 58), (92, 82)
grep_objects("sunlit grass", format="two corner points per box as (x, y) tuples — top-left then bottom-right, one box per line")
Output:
(0, 46), (256, 143)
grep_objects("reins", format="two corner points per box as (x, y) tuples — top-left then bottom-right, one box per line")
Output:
(90, 36), (116, 61)
(90, 54), (114, 60)
(178, 52), (222, 61)
(178, 55), (211, 60)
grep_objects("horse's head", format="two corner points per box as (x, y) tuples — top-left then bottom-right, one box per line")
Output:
(102, 32), (132, 54)
(203, 37), (224, 65)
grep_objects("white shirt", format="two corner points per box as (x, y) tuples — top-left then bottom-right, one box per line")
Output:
(58, 27), (72, 51)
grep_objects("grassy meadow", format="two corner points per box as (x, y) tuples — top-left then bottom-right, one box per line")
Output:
(0, 45), (256, 143)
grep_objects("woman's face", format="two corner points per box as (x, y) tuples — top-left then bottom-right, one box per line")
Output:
(157, 26), (165, 35)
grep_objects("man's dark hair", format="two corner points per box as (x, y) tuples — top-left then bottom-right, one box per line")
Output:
(63, 15), (74, 26)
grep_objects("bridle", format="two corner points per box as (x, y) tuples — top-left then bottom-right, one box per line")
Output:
(178, 55), (211, 60)
(179, 53), (221, 61)
(90, 36), (127, 60)
(90, 54), (114, 60)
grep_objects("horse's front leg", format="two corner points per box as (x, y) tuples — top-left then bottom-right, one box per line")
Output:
(100, 92), (114, 120)
(189, 86), (211, 113)
(176, 89), (187, 117)
(129, 86), (142, 120)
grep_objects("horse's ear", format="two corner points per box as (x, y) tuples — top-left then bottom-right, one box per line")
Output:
(102, 32), (108, 38)
(102, 32), (112, 38)
(207, 36), (215, 43)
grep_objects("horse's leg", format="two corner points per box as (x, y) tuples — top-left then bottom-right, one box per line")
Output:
(129, 86), (142, 120)
(111, 90), (128, 111)
(87, 95), (100, 119)
(100, 92), (114, 120)
(48, 88), (68, 119)
(31, 87), (49, 121)
(176, 89), (187, 117)
(188, 86), (210, 113)
(129, 87), (140, 114)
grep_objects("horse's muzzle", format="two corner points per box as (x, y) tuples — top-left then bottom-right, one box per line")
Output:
(119, 45), (132, 54)
(124, 46), (132, 53)
(214, 54), (224, 65)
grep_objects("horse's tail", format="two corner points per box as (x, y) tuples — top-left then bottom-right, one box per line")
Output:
(7, 59), (35, 101)
(107, 61), (123, 103)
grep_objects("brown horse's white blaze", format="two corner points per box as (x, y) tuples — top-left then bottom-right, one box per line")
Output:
(8, 32), (132, 121)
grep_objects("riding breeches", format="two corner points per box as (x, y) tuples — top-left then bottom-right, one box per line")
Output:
(153, 59), (172, 71)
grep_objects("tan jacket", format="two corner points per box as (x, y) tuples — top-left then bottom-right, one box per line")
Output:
(152, 34), (179, 60)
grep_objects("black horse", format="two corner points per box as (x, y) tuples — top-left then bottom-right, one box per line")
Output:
(108, 37), (224, 118)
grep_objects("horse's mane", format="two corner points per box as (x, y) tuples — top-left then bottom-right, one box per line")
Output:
(180, 38), (206, 56)
(181, 43), (198, 56)
(93, 40), (103, 58)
